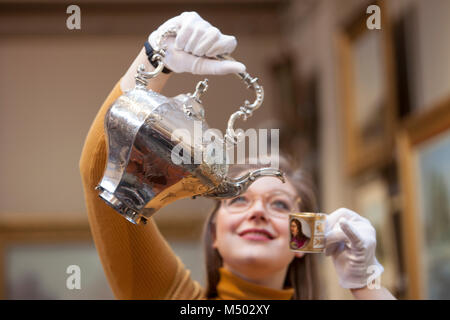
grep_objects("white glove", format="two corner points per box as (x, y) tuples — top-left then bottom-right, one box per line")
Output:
(325, 208), (384, 289)
(148, 11), (245, 75)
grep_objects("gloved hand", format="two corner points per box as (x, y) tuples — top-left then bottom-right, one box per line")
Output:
(325, 208), (384, 289)
(148, 11), (245, 75)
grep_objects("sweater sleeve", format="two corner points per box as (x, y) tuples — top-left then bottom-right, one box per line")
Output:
(79, 80), (205, 299)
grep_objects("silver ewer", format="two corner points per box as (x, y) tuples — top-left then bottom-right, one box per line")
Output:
(96, 30), (284, 225)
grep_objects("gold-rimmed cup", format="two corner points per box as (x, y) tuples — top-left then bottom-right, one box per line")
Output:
(289, 212), (326, 253)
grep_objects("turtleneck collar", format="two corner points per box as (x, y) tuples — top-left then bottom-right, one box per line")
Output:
(215, 267), (294, 300)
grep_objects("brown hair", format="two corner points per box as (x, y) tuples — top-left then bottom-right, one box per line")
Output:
(202, 154), (322, 299)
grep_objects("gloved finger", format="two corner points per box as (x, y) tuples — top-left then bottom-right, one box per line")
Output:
(205, 35), (237, 57)
(184, 21), (211, 53)
(192, 57), (245, 75)
(324, 227), (347, 249)
(192, 27), (221, 56)
(340, 219), (365, 250)
(175, 23), (194, 50)
(325, 208), (361, 232)
(324, 241), (345, 256)
(176, 16), (210, 50)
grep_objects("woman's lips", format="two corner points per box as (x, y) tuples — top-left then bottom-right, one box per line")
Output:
(238, 229), (274, 241)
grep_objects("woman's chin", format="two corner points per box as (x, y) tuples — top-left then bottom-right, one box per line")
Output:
(225, 254), (292, 280)
(231, 247), (292, 268)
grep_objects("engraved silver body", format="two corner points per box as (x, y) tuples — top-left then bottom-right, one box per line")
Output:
(96, 30), (283, 225)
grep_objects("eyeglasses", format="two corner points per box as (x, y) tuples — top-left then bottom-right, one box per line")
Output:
(222, 190), (301, 218)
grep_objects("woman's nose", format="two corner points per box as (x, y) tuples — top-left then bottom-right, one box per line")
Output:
(247, 199), (269, 221)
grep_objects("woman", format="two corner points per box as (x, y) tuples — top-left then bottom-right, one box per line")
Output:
(79, 12), (395, 300)
(290, 219), (310, 250)
(203, 157), (321, 299)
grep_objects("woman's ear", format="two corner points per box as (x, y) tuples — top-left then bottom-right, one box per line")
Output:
(294, 252), (305, 258)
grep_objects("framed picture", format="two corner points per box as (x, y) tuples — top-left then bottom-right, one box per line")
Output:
(352, 173), (399, 293)
(397, 97), (450, 299)
(337, 1), (397, 176)
(0, 216), (114, 299)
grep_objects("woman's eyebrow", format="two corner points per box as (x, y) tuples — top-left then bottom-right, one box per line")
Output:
(270, 189), (298, 197)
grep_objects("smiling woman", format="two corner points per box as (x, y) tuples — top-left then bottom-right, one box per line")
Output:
(203, 157), (322, 299)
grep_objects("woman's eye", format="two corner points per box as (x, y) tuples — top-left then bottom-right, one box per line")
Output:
(228, 196), (248, 206)
(271, 200), (290, 211)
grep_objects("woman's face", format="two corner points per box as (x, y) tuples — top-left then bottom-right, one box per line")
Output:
(290, 220), (299, 237)
(213, 176), (304, 278)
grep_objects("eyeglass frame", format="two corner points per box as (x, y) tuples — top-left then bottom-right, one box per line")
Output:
(220, 190), (302, 218)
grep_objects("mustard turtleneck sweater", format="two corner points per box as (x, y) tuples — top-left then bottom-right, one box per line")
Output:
(79, 80), (294, 300)
(216, 268), (294, 300)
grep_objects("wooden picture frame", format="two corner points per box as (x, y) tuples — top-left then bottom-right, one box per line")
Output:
(352, 173), (400, 293)
(397, 97), (450, 299)
(337, 1), (397, 176)
(0, 215), (114, 299)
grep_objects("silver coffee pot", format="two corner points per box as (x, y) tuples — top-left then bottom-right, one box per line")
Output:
(96, 29), (284, 225)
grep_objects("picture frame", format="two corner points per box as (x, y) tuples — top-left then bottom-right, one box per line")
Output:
(397, 97), (450, 299)
(0, 215), (114, 299)
(337, 1), (397, 176)
(352, 173), (400, 293)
